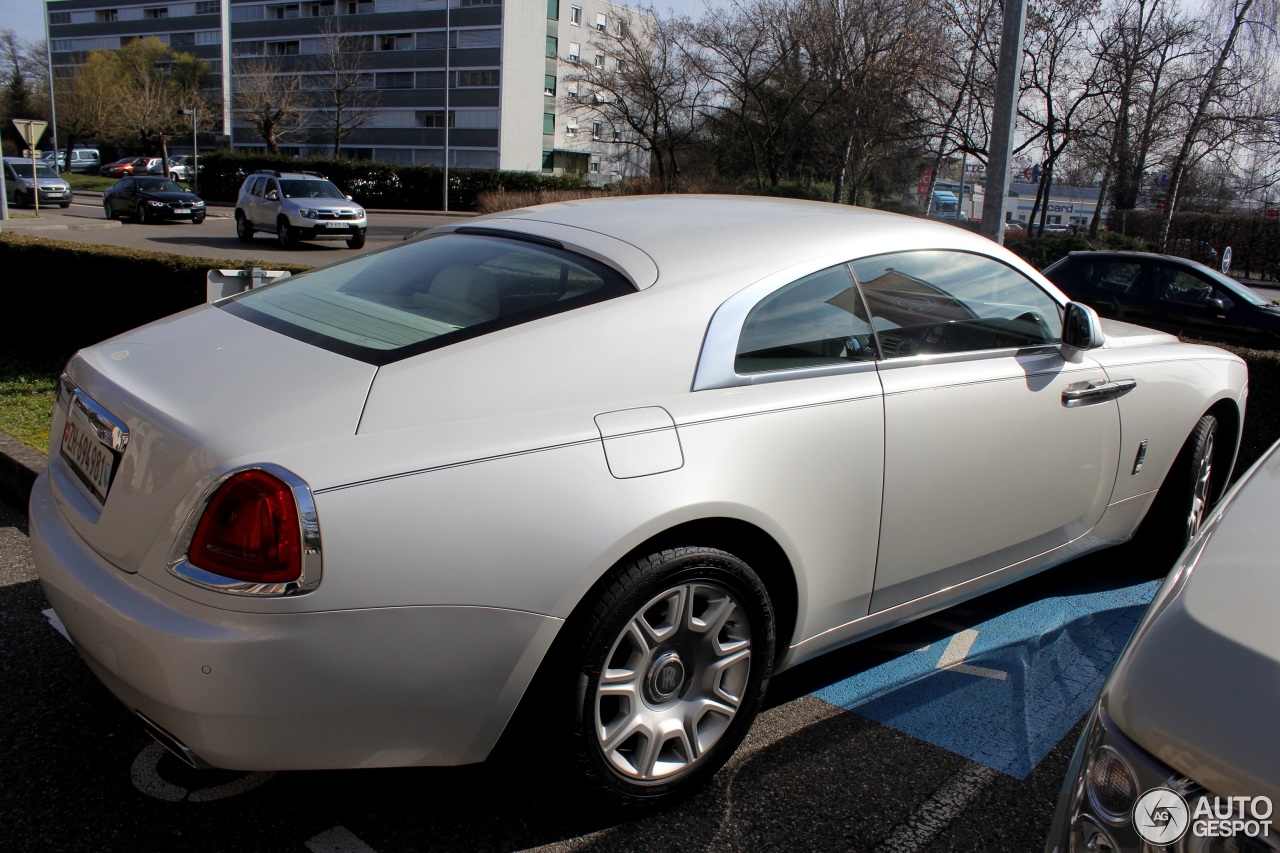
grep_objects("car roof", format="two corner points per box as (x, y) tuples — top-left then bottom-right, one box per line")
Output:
(459, 195), (1038, 295)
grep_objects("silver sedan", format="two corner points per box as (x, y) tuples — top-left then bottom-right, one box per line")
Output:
(31, 196), (1246, 805)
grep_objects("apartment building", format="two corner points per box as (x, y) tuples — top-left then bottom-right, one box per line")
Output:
(46, 0), (647, 181)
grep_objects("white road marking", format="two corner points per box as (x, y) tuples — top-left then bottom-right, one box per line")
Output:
(42, 608), (72, 644)
(306, 826), (377, 853)
(872, 763), (1001, 853)
(130, 742), (274, 802)
(935, 629), (1007, 681)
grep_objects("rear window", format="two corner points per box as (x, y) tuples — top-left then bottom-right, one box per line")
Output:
(220, 231), (636, 364)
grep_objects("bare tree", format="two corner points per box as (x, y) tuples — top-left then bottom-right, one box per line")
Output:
(1157, 0), (1279, 248)
(1, 29), (41, 155)
(307, 17), (379, 158)
(234, 56), (304, 154)
(560, 9), (709, 190)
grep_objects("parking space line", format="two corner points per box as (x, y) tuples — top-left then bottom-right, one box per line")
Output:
(305, 826), (377, 853)
(872, 763), (999, 853)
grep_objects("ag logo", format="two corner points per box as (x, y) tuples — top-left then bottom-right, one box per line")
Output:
(1135, 787), (1190, 845)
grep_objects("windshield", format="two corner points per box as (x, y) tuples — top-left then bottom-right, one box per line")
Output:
(220, 231), (636, 364)
(9, 162), (58, 179)
(279, 179), (345, 199)
(137, 178), (185, 193)
(1194, 262), (1271, 307)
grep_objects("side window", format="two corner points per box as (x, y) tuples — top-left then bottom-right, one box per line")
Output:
(249, 177), (265, 197)
(735, 264), (877, 374)
(1067, 258), (1142, 295)
(852, 250), (1063, 357)
(1153, 268), (1230, 308)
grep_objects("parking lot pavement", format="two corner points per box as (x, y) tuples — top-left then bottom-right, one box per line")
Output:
(0, 481), (1168, 853)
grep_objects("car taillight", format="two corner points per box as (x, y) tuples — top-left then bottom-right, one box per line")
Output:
(188, 469), (301, 583)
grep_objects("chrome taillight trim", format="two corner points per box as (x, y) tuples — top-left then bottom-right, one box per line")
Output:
(166, 463), (323, 596)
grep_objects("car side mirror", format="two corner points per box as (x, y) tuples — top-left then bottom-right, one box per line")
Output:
(1209, 297), (1230, 312)
(345, 195), (354, 201)
(1061, 302), (1104, 355)
(266, 190), (279, 201)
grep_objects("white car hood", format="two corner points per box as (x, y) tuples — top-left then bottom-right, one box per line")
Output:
(1104, 442), (1280, 803)
(1099, 318), (1179, 347)
(53, 304), (376, 574)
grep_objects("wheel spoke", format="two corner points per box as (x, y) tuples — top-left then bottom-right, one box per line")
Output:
(707, 647), (752, 706)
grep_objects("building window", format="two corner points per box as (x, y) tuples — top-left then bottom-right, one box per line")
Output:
(595, 12), (606, 30)
(547, 0), (558, 19)
(589, 161), (600, 173)
(416, 110), (455, 128)
(593, 52), (604, 68)
(306, 0), (335, 14)
(95, 9), (119, 22)
(570, 5), (581, 25)
(196, 30), (221, 45)
(546, 36), (558, 58)
(543, 113), (555, 135)
(455, 69), (500, 87)
(267, 40), (300, 56)
(568, 82), (578, 98)
(49, 11), (71, 24)
(544, 74), (556, 96)
(376, 72), (414, 89)
(542, 150), (554, 171)
(613, 128), (621, 141)
(417, 31), (445, 49)
(195, 1), (219, 13)
(616, 58), (626, 71)
(459, 0), (500, 6)
(268, 3), (300, 18)
(591, 121), (602, 139)
(379, 33), (413, 51)
(568, 42), (580, 62)
(144, 7), (168, 19)
(567, 123), (578, 135)
(233, 41), (265, 57)
(416, 70), (446, 88)
(170, 32), (196, 47)
(347, 0), (374, 12)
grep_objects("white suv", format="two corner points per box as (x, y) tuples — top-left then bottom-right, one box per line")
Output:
(234, 170), (367, 250)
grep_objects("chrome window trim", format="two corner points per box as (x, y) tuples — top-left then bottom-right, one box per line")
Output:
(694, 248), (1068, 392)
(167, 463), (323, 596)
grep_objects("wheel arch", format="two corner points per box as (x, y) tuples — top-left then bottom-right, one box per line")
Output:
(1205, 396), (1242, 503)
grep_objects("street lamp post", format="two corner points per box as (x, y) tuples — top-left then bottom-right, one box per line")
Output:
(181, 108), (198, 193)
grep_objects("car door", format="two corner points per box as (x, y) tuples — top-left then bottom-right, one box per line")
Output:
(119, 178), (138, 217)
(1148, 264), (1251, 345)
(853, 250), (1123, 613)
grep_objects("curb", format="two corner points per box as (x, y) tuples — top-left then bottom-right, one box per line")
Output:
(0, 431), (44, 511)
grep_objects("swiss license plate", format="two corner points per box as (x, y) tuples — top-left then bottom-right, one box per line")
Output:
(326, 222), (350, 229)
(174, 208), (190, 214)
(60, 397), (119, 502)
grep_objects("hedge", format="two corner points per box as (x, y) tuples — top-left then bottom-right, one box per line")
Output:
(0, 233), (312, 362)
(194, 151), (591, 211)
(1111, 210), (1279, 281)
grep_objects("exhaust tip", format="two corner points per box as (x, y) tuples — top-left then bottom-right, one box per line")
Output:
(134, 710), (210, 769)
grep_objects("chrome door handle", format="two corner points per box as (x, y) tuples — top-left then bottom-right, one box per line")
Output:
(1062, 379), (1137, 407)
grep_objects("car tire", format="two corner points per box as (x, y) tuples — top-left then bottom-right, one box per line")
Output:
(347, 231), (366, 250)
(1134, 413), (1220, 568)
(235, 213), (253, 242)
(137, 204), (149, 224)
(103, 202), (115, 220)
(277, 217), (295, 249)
(60, 202), (70, 209)
(570, 546), (774, 806)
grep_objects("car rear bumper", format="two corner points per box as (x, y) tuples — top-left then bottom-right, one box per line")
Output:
(29, 471), (561, 771)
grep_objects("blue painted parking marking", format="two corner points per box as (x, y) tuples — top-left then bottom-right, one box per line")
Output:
(813, 575), (1160, 778)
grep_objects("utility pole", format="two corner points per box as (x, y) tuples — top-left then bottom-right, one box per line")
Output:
(979, 0), (1027, 245)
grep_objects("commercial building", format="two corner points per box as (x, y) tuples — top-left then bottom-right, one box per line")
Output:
(46, 0), (646, 181)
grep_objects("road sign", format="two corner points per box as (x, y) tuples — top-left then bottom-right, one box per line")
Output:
(12, 119), (48, 148)
(1222, 246), (1233, 274)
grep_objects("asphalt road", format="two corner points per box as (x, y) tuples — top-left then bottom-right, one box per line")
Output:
(4, 196), (471, 267)
(0, 484), (1178, 853)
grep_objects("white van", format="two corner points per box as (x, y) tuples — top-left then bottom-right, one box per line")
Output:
(62, 149), (101, 173)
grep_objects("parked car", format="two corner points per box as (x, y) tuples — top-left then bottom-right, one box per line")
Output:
(100, 156), (164, 178)
(1170, 237), (1218, 267)
(102, 175), (206, 224)
(166, 155), (201, 182)
(234, 169), (367, 249)
(1046, 437), (1280, 853)
(2, 156), (73, 208)
(1044, 250), (1280, 348)
(31, 197), (1246, 806)
(55, 148), (101, 174)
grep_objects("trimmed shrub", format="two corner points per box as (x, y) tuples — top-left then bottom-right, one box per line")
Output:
(194, 151), (591, 211)
(1110, 210), (1279, 280)
(0, 234), (312, 361)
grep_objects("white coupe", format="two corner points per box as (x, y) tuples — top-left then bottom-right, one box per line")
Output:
(31, 196), (1247, 804)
